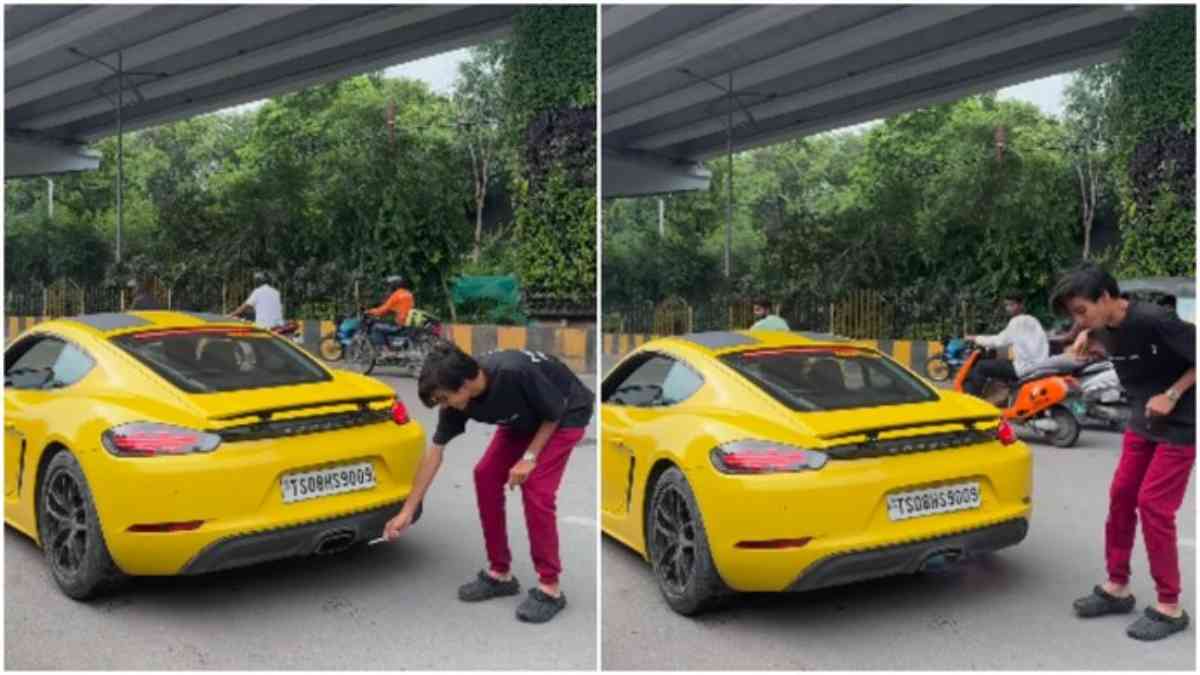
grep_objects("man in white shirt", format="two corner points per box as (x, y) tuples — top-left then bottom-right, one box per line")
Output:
(231, 271), (284, 329)
(964, 292), (1049, 397)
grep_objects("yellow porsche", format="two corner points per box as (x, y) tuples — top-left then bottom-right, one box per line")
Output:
(4, 311), (424, 599)
(601, 331), (1032, 615)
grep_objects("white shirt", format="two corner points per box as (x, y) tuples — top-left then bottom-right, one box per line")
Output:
(975, 314), (1049, 377)
(245, 284), (283, 329)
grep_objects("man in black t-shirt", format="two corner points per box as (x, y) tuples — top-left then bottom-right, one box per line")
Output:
(1052, 263), (1195, 641)
(381, 340), (593, 624)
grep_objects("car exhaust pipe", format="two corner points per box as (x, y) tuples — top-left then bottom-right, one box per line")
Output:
(315, 529), (356, 555)
(920, 548), (964, 572)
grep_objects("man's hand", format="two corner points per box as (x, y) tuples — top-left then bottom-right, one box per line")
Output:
(1146, 393), (1178, 419)
(507, 459), (536, 490)
(382, 510), (414, 541)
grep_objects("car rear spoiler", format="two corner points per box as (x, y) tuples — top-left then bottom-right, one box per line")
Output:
(210, 395), (396, 422)
(816, 415), (999, 441)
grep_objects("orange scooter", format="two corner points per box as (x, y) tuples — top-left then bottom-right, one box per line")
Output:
(953, 344), (1081, 447)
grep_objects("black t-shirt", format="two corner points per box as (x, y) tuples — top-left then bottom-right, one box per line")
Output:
(1093, 301), (1195, 445)
(431, 350), (594, 445)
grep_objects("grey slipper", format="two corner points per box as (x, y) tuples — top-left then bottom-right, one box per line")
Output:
(1127, 607), (1189, 641)
(516, 588), (566, 623)
(1073, 585), (1136, 618)
(458, 570), (520, 602)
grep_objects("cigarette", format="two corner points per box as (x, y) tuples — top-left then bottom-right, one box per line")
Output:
(368, 536), (388, 546)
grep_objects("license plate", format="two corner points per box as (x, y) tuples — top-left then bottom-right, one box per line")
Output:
(281, 462), (376, 504)
(887, 481), (981, 521)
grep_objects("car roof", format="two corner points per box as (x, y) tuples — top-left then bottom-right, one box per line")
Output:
(29, 311), (250, 340)
(1120, 277), (1195, 298)
(642, 330), (862, 359)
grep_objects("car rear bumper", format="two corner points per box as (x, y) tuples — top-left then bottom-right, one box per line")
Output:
(181, 500), (421, 575)
(785, 517), (1028, 592)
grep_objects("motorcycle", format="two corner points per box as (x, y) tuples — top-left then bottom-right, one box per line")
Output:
(924, 337), (970, 382)
(1065, 360), (1130, 431)
(319, 316), (361, 362)
(953, 343), (1082, 447)
(343, 313), (442, 377)
(271, 319), (305, 346)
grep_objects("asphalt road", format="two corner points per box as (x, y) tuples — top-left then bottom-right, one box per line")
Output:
(5, 371), (599, 670)
(601, 426), (1197, 670)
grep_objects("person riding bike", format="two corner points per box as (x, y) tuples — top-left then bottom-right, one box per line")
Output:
(366, 275), (415, 349)
(231, 271), (284, 329)
(963, 291), (1049, 399)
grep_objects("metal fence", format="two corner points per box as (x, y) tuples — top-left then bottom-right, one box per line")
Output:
(606, 288), (1004, 340)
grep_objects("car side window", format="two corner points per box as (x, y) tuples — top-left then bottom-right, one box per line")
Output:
(4, 336), (95, 390)
(603, 353), (703, 408)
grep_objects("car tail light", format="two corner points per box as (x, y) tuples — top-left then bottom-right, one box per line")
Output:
(101, 423), (221, 457)
(391, 398), (410, 425)
(993, 420), (1017, 446)
(128, 521), (204, 533)
(711, 440), (828, 474)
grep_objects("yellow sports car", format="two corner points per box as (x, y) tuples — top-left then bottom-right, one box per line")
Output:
(601, 331), (1032, 615)
(4, 311), (424, 599)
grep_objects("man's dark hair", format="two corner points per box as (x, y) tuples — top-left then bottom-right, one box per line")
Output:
(752, 296), (773, 310)
(1002, 291), (1024, 305)
(417, 340), (480, 407)
(1050, 263), (1120, 316)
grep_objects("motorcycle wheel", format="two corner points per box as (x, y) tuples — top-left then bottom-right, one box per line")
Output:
(925, 356), (951, 382)
(404, 332), (434, 378)
(319, 336), (344, 362)
(1048, 406), (1081, 448)
(345, 334), (377, 376)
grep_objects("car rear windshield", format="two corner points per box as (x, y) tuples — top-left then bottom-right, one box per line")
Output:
(112, 328), (331, 393)
(720, 347), (938, 412)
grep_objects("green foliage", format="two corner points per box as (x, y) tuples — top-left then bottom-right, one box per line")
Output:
(503, 6), (597, 310)
(1109, 6), (1196, 277)
(604, 96), (1081, 330)
(503, 6), (596, 138)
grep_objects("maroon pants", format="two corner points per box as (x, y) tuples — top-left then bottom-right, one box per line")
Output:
(474, 425), (584, 585)
(1106, 429), (1195, 604)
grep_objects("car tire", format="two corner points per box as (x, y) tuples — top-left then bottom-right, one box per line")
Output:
(646, 468), (728, 616)
(38, 451), (124, 600)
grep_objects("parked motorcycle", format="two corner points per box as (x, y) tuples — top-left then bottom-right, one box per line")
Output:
(924, 337), (970, 382)
(319, 316), (360, 362)
(344, 313), (442, 377)
(953, 343), (1081, 447)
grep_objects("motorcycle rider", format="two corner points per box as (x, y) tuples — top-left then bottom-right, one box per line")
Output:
(231, 271), (284, 329)
(367, 274), (414, 350)
(964, 292), (1049, 399)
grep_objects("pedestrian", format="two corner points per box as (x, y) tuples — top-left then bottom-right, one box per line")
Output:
(381, 340), (594, 623)
(750, 296), (790, 331)
(127, 277), (165, 311)
(1053, 263), (1195, 641)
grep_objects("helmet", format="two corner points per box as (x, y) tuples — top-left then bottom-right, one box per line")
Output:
(385, 275), (408, 289)
(253, 271), (270, 284)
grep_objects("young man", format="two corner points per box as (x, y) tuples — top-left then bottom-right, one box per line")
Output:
(382, 341), (594, 623)
(231, 271), (283, 329)
(1052, 263), (1195, 641)
(750, 297), (790, 331)
(963, 292), (1049, 397)
(366, 275), (414, 348)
